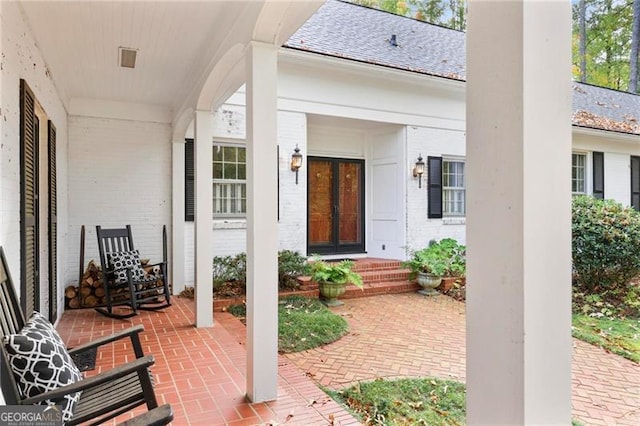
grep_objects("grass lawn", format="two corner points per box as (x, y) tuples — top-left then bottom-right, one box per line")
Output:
(326, 377), (586, 426)
(326, 377), (466, 425)
(228, 295), (349, 353)
(572, 314), (640, 363)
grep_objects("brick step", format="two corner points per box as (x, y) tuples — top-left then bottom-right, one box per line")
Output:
(342, 280), (420, 298)
(351, 260), (403, 272)
(297, 269), (411, 288)
(357, 268), (411, 283)
(212, 280), (420, 312)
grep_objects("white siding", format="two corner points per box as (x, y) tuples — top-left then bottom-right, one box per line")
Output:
(67, 116), (171, 285)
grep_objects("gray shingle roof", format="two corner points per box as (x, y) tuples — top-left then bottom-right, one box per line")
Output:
(284, 0), (640, 136)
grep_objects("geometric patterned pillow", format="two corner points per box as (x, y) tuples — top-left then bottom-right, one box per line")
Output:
(3, 311), (82, 422)
(107, 250), (146, 284)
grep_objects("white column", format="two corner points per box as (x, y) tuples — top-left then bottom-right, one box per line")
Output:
(194, 110), (214, 327)
(466, 1), (572, 424)
(245, 41), (279, 402)
(171, 139), (185, 295)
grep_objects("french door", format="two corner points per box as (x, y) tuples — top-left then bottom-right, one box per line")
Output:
(307, 157), (365, 255)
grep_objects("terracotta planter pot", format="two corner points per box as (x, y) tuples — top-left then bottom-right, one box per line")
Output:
(439, 276), (464, 292)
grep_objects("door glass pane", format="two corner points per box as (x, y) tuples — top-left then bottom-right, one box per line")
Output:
(338, 162), (361, 245)
(309, 160), (333, 245)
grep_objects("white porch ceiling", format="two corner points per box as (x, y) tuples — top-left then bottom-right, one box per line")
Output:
(19, 1), (322, 118)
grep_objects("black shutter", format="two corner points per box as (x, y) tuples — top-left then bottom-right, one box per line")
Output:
(48, 120), (58, 322)
(20, 79), (39, 318)
(427, 156), (443, 219)
(593, 151), (604, 199)
(185, 138), (194, 221)
(631, 156), (640, 211)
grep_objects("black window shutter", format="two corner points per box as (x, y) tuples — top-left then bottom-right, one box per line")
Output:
(592, 151), (604, 199)
(48, 120), (58, 323)
(20, 79), (39, 318)
(631, 156), (640, 211)
(427, 156), (443, 219)
(185, 138), (194, 221)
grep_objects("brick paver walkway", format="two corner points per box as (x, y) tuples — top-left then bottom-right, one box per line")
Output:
(284, 292), (640, 425)
(57, 297), (358, 425)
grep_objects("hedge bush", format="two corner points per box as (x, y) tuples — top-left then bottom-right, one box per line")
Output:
(572, 196), (640, 292)
(212, 250), (309, 292)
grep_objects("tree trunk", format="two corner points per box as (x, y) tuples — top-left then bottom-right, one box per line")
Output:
(579, 0), (587, 82)
(631, 0), (640, 92)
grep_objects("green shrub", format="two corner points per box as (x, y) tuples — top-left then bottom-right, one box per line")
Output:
(212, 253), (246, 290)
(402, 238), (466, 278)
(212, 250), (309, 292)
(572, 196), (640, 292)
(278, 250), (310, 290)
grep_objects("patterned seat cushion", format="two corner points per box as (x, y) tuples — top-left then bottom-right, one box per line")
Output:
(4, 311), (82, 421)
(107, 250), (146, 284)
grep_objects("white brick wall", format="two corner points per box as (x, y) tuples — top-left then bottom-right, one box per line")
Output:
(572, 132), (636, 206)
(277, 110), (307, 254)
(405, 125), (467, 252)
(604, 152), (631, 206)
(1, 1), (69, 318)
(66, 116), (171, 286)
(182, 108), (308, 286)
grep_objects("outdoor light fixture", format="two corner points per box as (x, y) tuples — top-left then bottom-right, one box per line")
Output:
(413, 154), (425, 188)
(291, 145), (303, 184)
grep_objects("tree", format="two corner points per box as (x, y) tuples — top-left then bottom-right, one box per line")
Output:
(630, 0), (640, 92)
(411, 0), (445, 23)
(572, 0), (634, 91)
(579, 0), (588, 82)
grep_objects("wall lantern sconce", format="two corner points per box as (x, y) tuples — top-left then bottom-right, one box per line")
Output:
(291, 145), (303, 185)
(413, 154), (425, 188)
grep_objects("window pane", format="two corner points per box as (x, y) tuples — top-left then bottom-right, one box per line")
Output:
(223, 146), (236, 162)
(223, 163), (236, 179)
(213, 163), (223, 179)
(572, 153), (586, 194)
(213, 145), (247, 216)
(443, 160), (465, 216)
(214, 146), (223, 161)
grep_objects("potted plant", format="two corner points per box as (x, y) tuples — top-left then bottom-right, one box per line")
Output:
(403, 238), (465, 296)
(309, 257), (364, 307)
(437, 239), (466, 292)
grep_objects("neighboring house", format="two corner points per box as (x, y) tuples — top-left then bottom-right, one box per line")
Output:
(177, 0), (640, 289)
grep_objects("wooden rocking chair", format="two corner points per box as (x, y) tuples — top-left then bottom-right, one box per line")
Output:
(95, 225), (171, 319)
(0, 246), (163, 425)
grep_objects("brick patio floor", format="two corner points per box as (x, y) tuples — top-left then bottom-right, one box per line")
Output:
(284, 292), (640, 425)
(57, 292), (639, 425)
(56, 297), (359, 425)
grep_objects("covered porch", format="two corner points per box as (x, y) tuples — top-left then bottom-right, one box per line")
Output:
(1, 0), (576, 422)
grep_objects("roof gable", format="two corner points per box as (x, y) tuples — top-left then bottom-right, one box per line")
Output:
(285, 0), (639, 136)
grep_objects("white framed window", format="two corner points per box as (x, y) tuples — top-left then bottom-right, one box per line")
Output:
(213, 144), (246, 216)
(572, 153), (587, 195)
(443, 160), (465, 216)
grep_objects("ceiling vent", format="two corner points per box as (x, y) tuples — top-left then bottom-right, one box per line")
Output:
(119, 47), (138, 68)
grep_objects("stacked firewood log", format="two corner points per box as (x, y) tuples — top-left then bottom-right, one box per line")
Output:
(65, 259), (162, 309)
